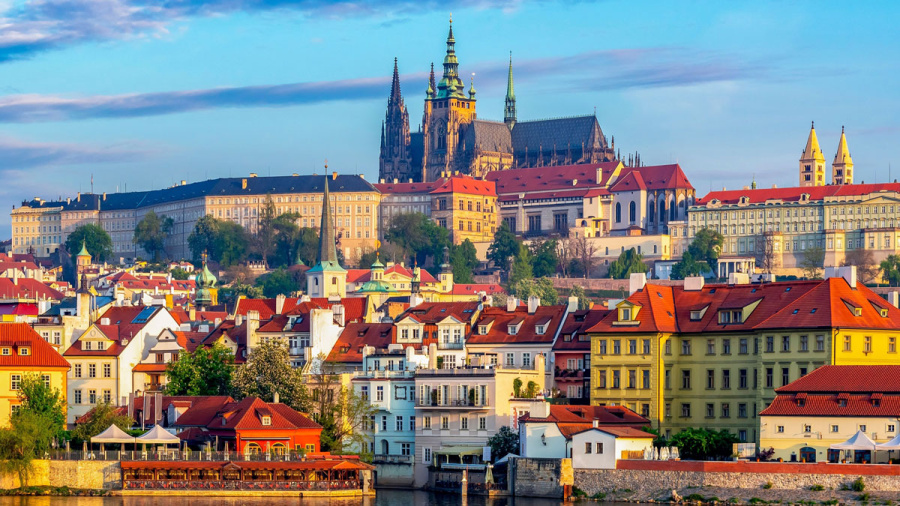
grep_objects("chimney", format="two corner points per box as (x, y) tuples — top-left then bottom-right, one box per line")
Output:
(189, 307), (196, 321)
(567, 296), (579, 312)
(728, 273), (750, 285)
(273, 392), (280, 404)
(249, 172), (257, 178)
(507, 297), (518, 312)
(428, 343), (438, 369)
(246, 310), (260, 350)
(235, 314), (244, 327)
(275, 294), (286, 315)
(410, 293), (424, 309)
(77, 192), (81, 202)
(333, 304), (345, 327)
(102, 192), (106, 200)
(380, 178), (385, 184)
(393, 178), (398, 184)
(825, 265), (857, 288)
(241, 178), (248, 190)
(684, 276), (705, 291)
(572, 179), (578, 186)
(408, 178), (413, 183)
(592, 418), (599, 428)
(527, 296), (540, 314)
(332, 171), (338, 180)
(888, 292), (900, 309)
(535, 353), (545, 372)
(181, 180), (186, 186)
(629, 273), (647, 294)
(214, 317), (222, 327)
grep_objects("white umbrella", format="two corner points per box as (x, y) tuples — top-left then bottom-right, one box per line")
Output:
(660, 447), (669, 460)
(653, 447), (659, 460)
(136, 425), (180, 445)
(91, 424), (135, 444)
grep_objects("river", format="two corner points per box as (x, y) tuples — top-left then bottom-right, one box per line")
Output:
(0, 490), (611, 506)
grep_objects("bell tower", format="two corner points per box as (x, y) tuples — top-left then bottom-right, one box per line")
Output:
(832, 126), (854, 185)
(799, 121), (826, 187)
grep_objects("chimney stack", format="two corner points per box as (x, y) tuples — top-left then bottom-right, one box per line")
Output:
(506, 297), (518, 313)
(629, 272), (647, 295)
(527, 296), (540, 314)
(275, 294), (286, 315)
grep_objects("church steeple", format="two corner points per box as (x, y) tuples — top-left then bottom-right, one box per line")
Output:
(379, 58), (413, 182)
(426, 62), (435, 99)
(799, 121), (826, 187)
(317, 176), (339, 265)
(389, 57), (401, 104)
(832, 126), (854, 185)
(504, 52), (517, 130)
(307, 173), (347, 300)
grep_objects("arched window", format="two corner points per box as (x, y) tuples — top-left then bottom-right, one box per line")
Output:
(659, 201), (666, 222)
(629, 201), (636, 223)
(332, 277), (338, 285)
(648, 201), (655, 223)
(314, 278), (319, 286)
(615, 203), (622, 223)
(669, 200), (676, 221)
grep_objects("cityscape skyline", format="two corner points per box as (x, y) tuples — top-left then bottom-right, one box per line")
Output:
(1, 1), (897, 234)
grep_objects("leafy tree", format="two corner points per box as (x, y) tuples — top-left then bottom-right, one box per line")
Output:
(512, 378), (523, 398)
(842, 249), (878, 285)
(0, 411), (55, 485)
(450, 239), (479, 284)
(134, 210), (174, 261)
(256, 268), (301, 298)
(608, 248), (647, 279)
(513, 277), (559, 305)
(15, 373), (66, 444)
(556, 238), (573, 277)
(670, 250), (710, 280)
(383, 213), (450, 269)
(165, 343), (234, 396)
(487, 426), (519, 462)
(524, 380), (539, 398)
(187, 215), (219, 262)
(72, 402), (135, 442)
(530, 239), (559, 278)
(669, 427), (739, 460)
(687, 228), (724, 273)
(800, 246), (825, 279)
(569, 285), (591, 310)
(296, 227), (321, 266)
(169, 267), (191, 280)
(487, 222), (519, 272)
(188, 216), (250, 267)
(307, 359), (377, 456)
(881, 255), (900, 287)
(256, 194), (277, 266)
(64, 224), (113, 263)
(509, 243), (533, 288)
(232, 341), (308, 412)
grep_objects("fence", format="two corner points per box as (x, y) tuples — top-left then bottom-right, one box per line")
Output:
(48, 449), (318, 463)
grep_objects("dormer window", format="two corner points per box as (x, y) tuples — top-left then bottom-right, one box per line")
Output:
(690, 311), (703, 321)
(18, 347), (29, 356)
(718, 310), (742, 324)
(84, 342), (92, 351)
(536, 324), (546, 335)
(261, 415), (271, 426)
(854, 308), (862, 317)
(620, 308), (632, 321)
(0, 348), (9, 356)
(97, 342), (106, 351)
(839, 399), (848, 407)
(508, 324), (519, 335)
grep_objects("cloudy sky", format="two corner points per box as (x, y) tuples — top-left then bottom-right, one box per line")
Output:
(0, 0), (897, 233)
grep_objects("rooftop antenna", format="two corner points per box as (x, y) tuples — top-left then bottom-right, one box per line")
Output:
(90, 174), (94, 194)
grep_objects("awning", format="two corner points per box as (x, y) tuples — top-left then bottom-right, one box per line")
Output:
(433, 446), (484, 457)
(136, 425), (181, 444)
(830, 430), (876, 451)
(876, 433), (900, 450)
(91, 424), (136, 444)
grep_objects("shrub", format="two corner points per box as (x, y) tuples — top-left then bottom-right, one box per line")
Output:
(810, 484), (825, 491)
(686, 493), (706, 501)
(857, 493), (870, 503)
(763, 481), (773, 489)
(851, 477), (866, 492)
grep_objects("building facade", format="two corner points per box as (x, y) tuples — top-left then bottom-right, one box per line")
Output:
(0, 323), (70, 426)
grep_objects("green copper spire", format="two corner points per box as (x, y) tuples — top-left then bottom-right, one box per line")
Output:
(436, 16), (465, 99)
(76, 240), (90, 258)
(468, 74), (476, 99)
(504, 52), (517, 130)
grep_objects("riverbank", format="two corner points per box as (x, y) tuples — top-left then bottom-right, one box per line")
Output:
(0, 487), (110, 496)
(576, 484), (900, 504)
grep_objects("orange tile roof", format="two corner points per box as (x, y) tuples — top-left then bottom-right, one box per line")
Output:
(0, 323), (69, 368)
(468, 305), (567, 345)
(698, 182), (900, 206)
(0, 278), (65, 301)
(326, 323), (393, 364)
(429, 175), (496, 197)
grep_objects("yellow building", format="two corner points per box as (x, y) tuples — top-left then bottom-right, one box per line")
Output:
(588, 269), (900, 444)
(0, 323), (70, 426)
(760, 365), (899, 463)
(430, 175), (497, 245)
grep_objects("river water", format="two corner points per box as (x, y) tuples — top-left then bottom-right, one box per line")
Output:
(0, 490), (609, 506)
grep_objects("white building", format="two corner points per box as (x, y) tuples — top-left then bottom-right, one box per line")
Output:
(570, 426), (655, 469)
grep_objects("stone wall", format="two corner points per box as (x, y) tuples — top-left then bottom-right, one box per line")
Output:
(0, 460), (120, 490)
(551, 277), (683, 292)
(510, 458), (573, 498)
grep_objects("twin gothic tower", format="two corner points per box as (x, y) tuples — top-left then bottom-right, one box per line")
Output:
(379, 19), (616, 183)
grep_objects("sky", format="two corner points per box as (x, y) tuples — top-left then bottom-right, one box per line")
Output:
(0, 0), (898, 235)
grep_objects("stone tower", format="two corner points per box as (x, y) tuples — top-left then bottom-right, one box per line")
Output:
(379, 58), (414, 183)
(799, 121), (826, 187)
(422, 18), (477, 182)
(832, 126), (854, 185)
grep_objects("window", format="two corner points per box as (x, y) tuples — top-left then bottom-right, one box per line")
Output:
(722, 370), (731, 389)
(377, 386), (384, 401)
(739, 339), (748, 354)
(461, 417), (469, 430)
(360, 386), (369, 401)
(89, 364), (96, 378)
(522, 353), (532, 368)
(891, 337), (897, 353)
(396, 416), (404, 432)
(664, 369), (671, 390)
(74, 364), (82, 378)
(441, 416), (449, 430)
(628, 370), (636, 389)
(479, 417), (486, 430)
(864, 336), (872, 353)
(781, 367), (790, 386)
(505, 353), (515, 366)
(423, 416), (431, 430)
(597, 371), (606, 388)
(799, 335), (808, 351)
(423, 448), (432, 464)
(612, 370), (620, 388)
(89, 390), (97, 404)
(585, 442), (592, 454)
(816, 335), (825, 352)
(401, 443), (411, 456)
(681, 403), (691, 417)
(889, 425), (896, 433)
(681, 370), (691, 389)
(722, 339), (731, 355)
(598, 340), (607, 355)
(777, 425), (785, 433)
(781, 336), (790, 352)
(642, 339), (651, 354)
(706, 369), (715, 389)
(707, 339), (715, 355)
(765, 336), (774, 353)
(10, 374), (20, 390)
(738, 403), (747, 418)
(261, 416), (272, 426)
(831, 425), (839, 433)
(382, 416), (388, 431)
(642, 370), (650, 389)
(596, 442), (604, 454)
(629, 340), (637, 354)
(721, 403), (730, 418)
(74, 390), (82, 404)
(765, 368), (773, 388)
(18, 347), (29, 356)
(103, 363), (111, 378)
(706, 403), (714, 418)
(681, 340), (691, 355)
(739, 369), (748, 389)
(859, 424), (867, 433)
(613, 340), (621, 354)
(843, 336), (851, 352)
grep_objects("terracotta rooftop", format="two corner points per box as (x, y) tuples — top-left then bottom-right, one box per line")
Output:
(0, 323), (69, 368)
(697, 182), (900, 206)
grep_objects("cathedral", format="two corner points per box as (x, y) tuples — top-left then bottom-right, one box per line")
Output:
(379, 19), (617, 183)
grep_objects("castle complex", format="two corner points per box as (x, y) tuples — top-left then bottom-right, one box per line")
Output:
(379, 19), (616, 183)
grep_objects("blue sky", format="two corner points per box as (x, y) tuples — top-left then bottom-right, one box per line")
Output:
(0, 0), (898, 234)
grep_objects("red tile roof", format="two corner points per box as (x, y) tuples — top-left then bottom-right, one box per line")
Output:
(209, 397), (322, 431)
(169, 396), (237, 427)
(761, 393), (900, 417)
(325, 323), (393, 365)
(521, 404), (649, 426)
(234, 297), (302, 319)
(0, 278), (65, 301)
(486, 162), (619, 197)
(468, 305), (567, 345)
(775, 366), (900, 394)
(396, 301), (482, 325)
(554, 308), (610, 351)
(64, 306), (171, 357)
(697, 182), (900, 206)
(308, 297), (368, 323)
(450, 284), (505, 296)
(608, 169), (646, 192)
(609, 164), (693, 193)
(574, 426), (657, 439)
(429, 175), (496, 197)
(0, 323), (69, 368)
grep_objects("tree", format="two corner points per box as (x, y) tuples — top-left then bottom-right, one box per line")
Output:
(670, 250), (709, 280)
(487, 222), (519, 272)
(270, 213), (303, 267)
(800, 246), (825, 279)
(556, 238), (573, 278)
(608, 248), (647, 279)
(842, 249), (878, 285)
(256, 194), (277, 266)
(165, 343), (235, 396)
(687, 228), (724, 273)
(15, 373), (66, 444)
(232, 341), (308, 412)
(487, 426), (519, 462)
(306, 360), (377, 456)
(170, 267), (191, 280)
(256, 268), (301, 298)
(513, 277), (559, 305)
(881, 255), (900, 286)
(509, 243), (533, 288)
(530, 239), (559, 278)
(72, 402), (135, 442)
(188, 216), (250, 267)
(450, 239), (479, 284)
(0, 411), (55, 485)
(572, 235), (597, 278)
(64, 224), (113, 263)
(384, 213), (449, 268)
(134, 210), (174, 261)
(187, 215), (218, 262)
(569, 285), (591, 310)
(756, 233), (777, 274)
(669, 428), (739, 460)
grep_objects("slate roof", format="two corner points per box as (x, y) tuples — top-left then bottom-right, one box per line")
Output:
(462, 120), (513, 153)
(511, 116), (607, 155)
(0, 323), (69, 368)
(395, 301), (481, 325)
(697, 182), (900, 206)
(554, 308), (611, 351)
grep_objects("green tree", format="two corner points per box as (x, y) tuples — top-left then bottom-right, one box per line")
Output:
(0, 411), (55, 485)
(487, 426), (520, 462)
(256, 268), (301, 298)
(687, 228), (725, 273)
(64, 223), (113, 263)
(170, 267), (191, 280)
(569, 285), (591, 310)
(487, 222), (519, 272)
(187, 215), (219, 262)
(295, 227), (320, 267)
(530, 239), (559, 278)
(134, 210), (174, 261)
(669, 428), (740, 460)
(256, 194), (277, 266)
(450, 239), (479, 284)
(509, 243), (533, 288)
(384, 213), (449, 269)
(306, 360), (377, 456)
(800, 246), (825, 279)
(842, 249), (878, 285)
(513, 277), (559, 304)
(15, 373), (66, 444)
(608, 248), (647, 279)
(232, 341), (308, 412)
(188, 216), (250, 267)
(512, 378), (523, 398)
(670, 250), (710, 280)
(270, 213), (302, 267)
(165, 343), (235, 396)
(881, 255), (900, 286)
(71, 402), (135, 442)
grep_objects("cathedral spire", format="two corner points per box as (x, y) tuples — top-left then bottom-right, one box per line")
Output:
(390, 57), (401, 104)
(426, 62), (435, 98)
(436, 15), (464, 99)
(504, 51), (517, 130)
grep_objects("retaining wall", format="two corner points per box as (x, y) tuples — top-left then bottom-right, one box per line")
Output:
(0, 460), (120, 490)
(510, 458), (573, 498)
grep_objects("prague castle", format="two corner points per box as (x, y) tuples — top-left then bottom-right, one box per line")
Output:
(379, 19), (617, 183)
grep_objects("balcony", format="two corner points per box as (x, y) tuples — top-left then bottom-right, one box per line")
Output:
(416, 398), (490, 409)
(554, 368), (586, 381)
(352, 370), (415, 379)
(372, 454), (413, 465)
(438, 341), (465, 350)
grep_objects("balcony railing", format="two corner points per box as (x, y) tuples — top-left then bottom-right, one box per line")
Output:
(352, 370), (415, 379)
(372, 454), (413, 464)
(438, 341), (465, 350)
(554, 368), (586, 380)
(416, 398), (490, 408)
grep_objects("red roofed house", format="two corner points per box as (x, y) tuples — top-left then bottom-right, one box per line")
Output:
(760, 365), (900, 463)
(174, 396), (323, 455)
(552, 307), (610, 401)
(0, 323), (70, 426)
(608, 164), (694, 237)
(393, 301), (482, 368)
(63, 305), (179, 424)
(429, 174), (498, 245)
